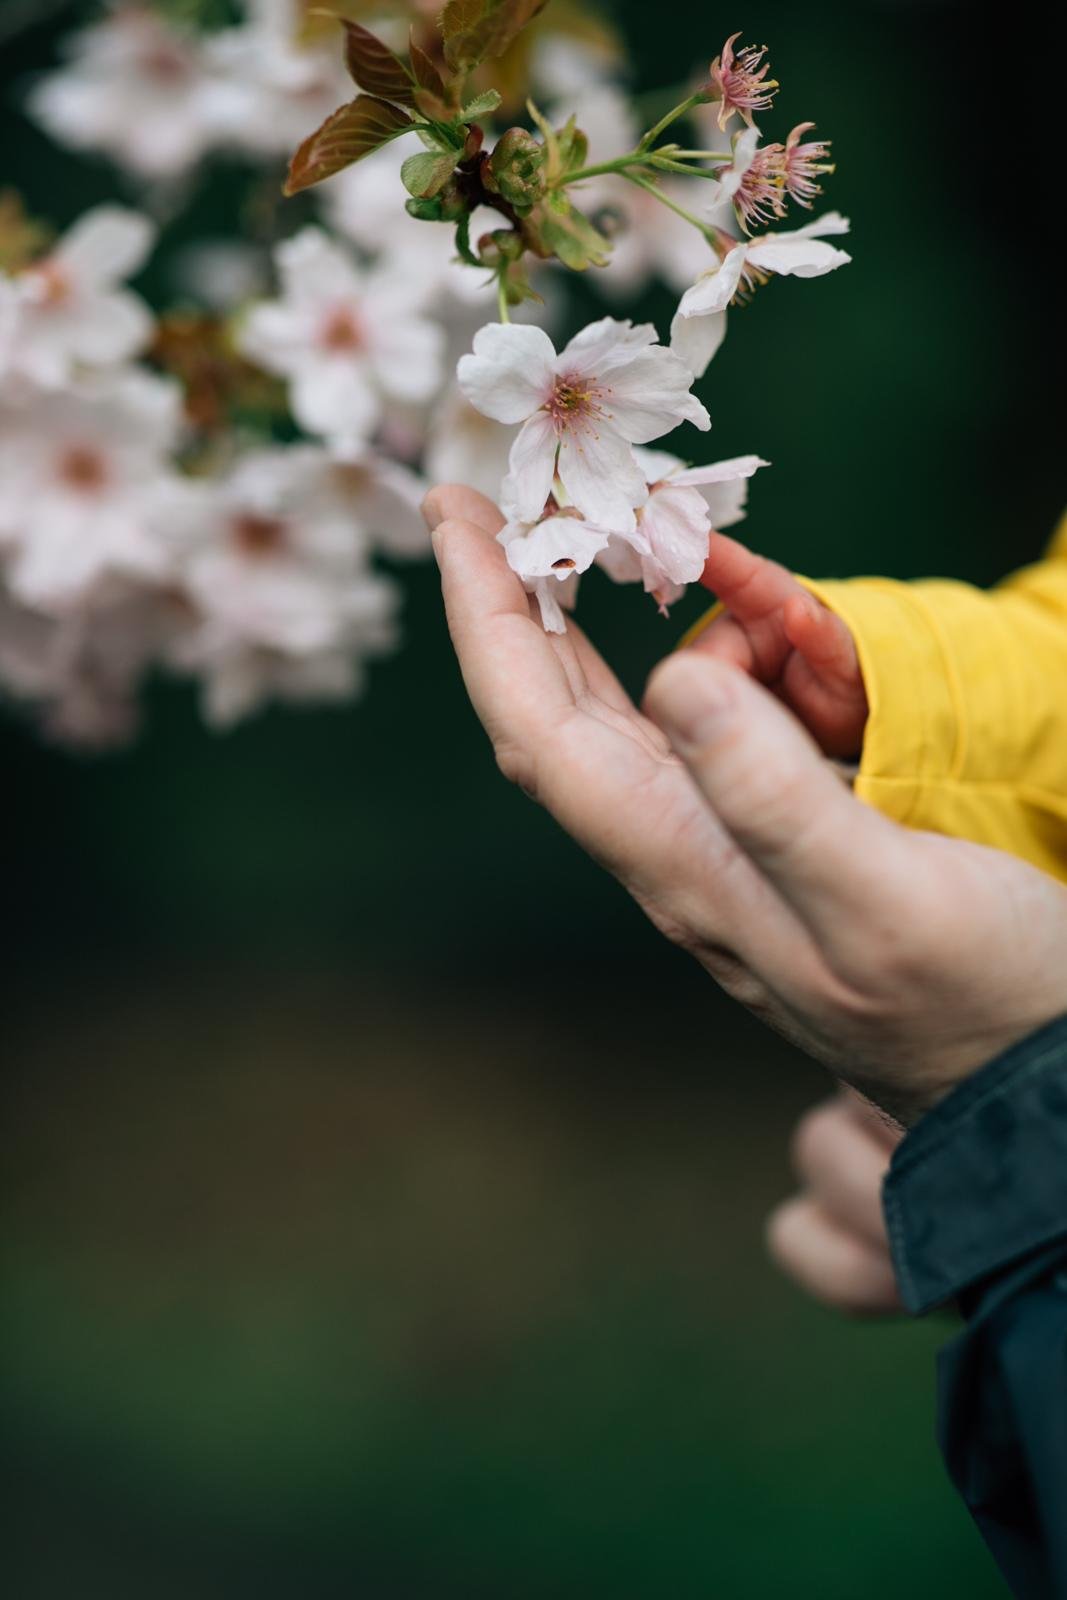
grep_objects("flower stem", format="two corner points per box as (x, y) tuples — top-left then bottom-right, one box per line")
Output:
(497, 275), (511, 324)
(637, 93), (705, 152)
(559, 152), (660, 185)
(622, 171), (715, 240)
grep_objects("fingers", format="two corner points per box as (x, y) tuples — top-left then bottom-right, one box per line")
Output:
(782, 592), (861, 685)
(699, 531), (802, 623)
(790, 1095), (898, 1248)
(766, 1194), (903, 1315)
(422, 482), (504, 536)
(430, 514), (578, 762)
(643, 653), (912, 945)
(685, 611), (756, 673)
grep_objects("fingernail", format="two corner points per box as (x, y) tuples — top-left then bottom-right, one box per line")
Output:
(429, 523), (444, 568)
(421, 489), (444, 530)
(655, 660), (732, 746)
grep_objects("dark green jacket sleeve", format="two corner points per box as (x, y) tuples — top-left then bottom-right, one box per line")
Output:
(882, 1015), (1067, 1600)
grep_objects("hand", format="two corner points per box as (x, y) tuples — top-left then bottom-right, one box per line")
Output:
(768, 1092), (903, 1314)
(425, 484), (1067, 1124)
(690, 532), (868, 759)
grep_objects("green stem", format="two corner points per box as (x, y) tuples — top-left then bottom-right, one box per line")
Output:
(647, 158), (729, 180)
(560, 152), (659, 185)
(637, 92), (704, 152)
(497, 275), (511, 324)
(622, 171), (715, 240)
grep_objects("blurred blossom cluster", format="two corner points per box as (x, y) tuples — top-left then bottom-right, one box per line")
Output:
(1, 0), (850, 744)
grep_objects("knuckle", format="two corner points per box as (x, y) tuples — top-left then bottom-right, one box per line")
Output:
(789, 1100), (841, 1180)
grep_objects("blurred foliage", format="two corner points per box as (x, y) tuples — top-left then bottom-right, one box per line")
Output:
(0, 1), (1050, 1594)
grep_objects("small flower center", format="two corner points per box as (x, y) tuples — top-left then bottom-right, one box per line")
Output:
(320, 307), (364, 352)
(544, 375), (598, 431)
(57, 445), (109, 493)
(232, 513), (287, 557)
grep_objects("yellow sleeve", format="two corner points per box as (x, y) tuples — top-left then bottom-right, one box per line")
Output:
(803, 515), (1067, 882)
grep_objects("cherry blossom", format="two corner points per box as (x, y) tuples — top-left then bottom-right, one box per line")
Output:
(159, 445), (400, 725)
(498, 510), (610, 633)
(671, 213), (852, 377)
(706, 34), (779, 131)
(238, 228), (446, 445)
(27, 5), (237, 179)
(457, 319), (710, 533)
(596, 448), (769, 611)
(0, 370), (184, 614)
(0, 206), (156, 389)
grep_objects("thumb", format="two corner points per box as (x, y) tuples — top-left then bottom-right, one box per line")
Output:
(644, 653), (908, 943)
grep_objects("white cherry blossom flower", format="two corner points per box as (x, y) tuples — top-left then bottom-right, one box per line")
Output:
(238, 228), (446, 444)
(27, 5), (236, 179)
(596, 448), (768, 610)
(311, 443), (430, 560)
(671, 213), (852, 378)
(0, 206), (156, 389)
(159, 443), (400, 729)
(497, 512), (606, 634)
(0, 371), (184, 614)
(457, 318), (710, 534)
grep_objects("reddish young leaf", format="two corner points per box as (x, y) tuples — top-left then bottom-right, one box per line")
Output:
(341, 21), (416, 106)
(409, 37), (456, 120)
(441, 0), (550, 76)
(284, 95), (412, 195)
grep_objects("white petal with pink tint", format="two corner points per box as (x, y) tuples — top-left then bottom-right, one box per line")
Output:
(457, 322), (557, 423)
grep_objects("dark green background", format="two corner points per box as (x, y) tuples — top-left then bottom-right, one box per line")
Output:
(4, 1), (1059, 1593)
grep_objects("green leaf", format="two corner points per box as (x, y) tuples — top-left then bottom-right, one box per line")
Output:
(284, 95), (413, 195)
(340, 21), (416, 105)
(441, 0), (550, 76)
(459, 88), (503, 121)
(401, 149), (458, 199)
(530, 193), (611, 271)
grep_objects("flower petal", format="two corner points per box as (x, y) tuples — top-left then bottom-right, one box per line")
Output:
(556, 422), (647, 532)
(499, 514), (609, 581)
(56, 205), (156, 285)
(670, 454), (769, 487)
(457, 322), (557, 424)
(599, 345), (711, 442)
(674, 245), (747, 318)
(500, 410), (558, 522)
(558, 316), (657, 380)
(670, 303), (727, 378)
(638, 484), (712, 585)
(745, 236), (851, 278)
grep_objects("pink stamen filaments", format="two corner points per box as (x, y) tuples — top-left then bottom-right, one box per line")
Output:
(734, 147), (788, 232)
(707, 34), (779, 130)
(57, 445), (109, 493)
(544, 375), (601, 433)
(783, 123), (835, 208)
